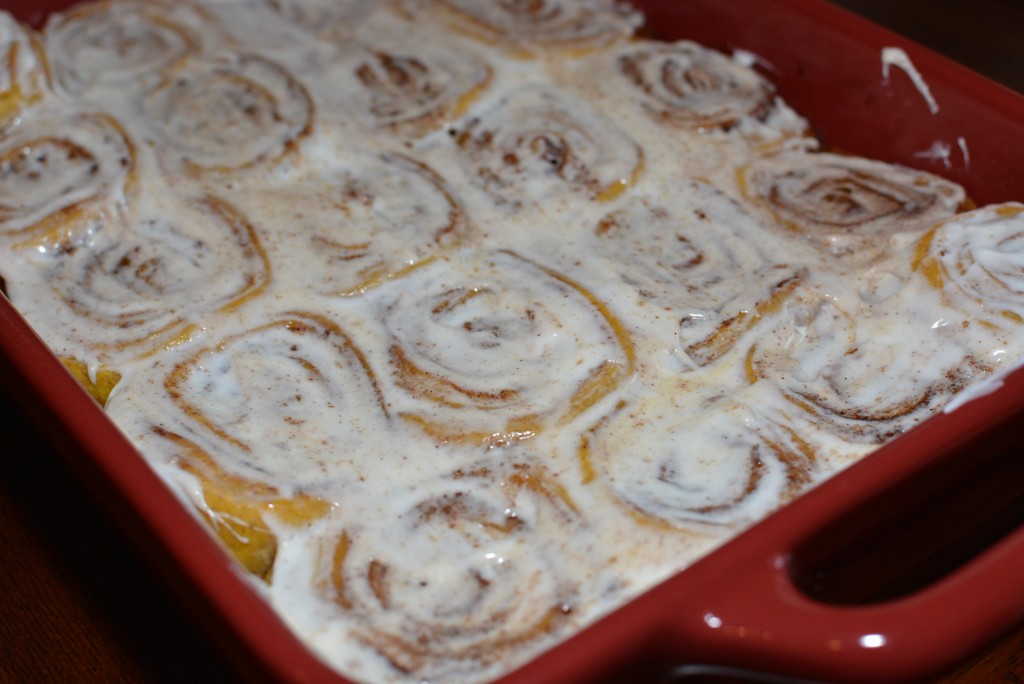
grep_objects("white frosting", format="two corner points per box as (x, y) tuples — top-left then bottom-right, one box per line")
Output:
(2, 3), (1023, 683)
(882, 46), (940, 115)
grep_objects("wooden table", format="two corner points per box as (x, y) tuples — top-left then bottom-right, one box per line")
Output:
(2, 1), (1023, 683)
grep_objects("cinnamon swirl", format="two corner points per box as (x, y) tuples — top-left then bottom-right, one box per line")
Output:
(740, 150), (968, 263)
(378, 249), (634, 445)
(43, 0), (204, 97)
(748, 295), (992, 443)
(310, 459), (586, 681)
(913, 202), (1024, 325)
(142, 51), (313, 173)
(454, 84), (643, 208)
(616, 40), (777, 132)
(0, 106), (136, 252)
(580, 392), (818, 530)
(243, 150), (469, 297)
(14, 194), (269, 364)
(342, 45), (493, 138)
(589, 183), (803, 368)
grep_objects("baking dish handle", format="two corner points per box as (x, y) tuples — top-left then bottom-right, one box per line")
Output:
(670, 525), (1024, 683)
(663, 373), (1024, 684)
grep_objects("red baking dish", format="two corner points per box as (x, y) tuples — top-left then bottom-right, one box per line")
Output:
(2, 1), (1023, 682)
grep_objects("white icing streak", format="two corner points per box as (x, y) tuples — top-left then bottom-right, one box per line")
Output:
(882, 46), (940, 115)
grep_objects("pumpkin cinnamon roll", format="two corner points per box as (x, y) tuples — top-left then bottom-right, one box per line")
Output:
(0, 13), (48, 128)
(410, 0), (640, 56)
(246, 150), (469, 297)
(379, 249), (635, 446)
(43, 0), (203, 97)
(591, 183), (802, 368)
(0, 107), (136, 252)
(142, 51), (313, 173)
(158, 311), (387, 485)
(32, 194), (269, 363)
(454, 85), (643, 208)
(912, 202), (1024, 325)
(740, 151), (967, 264)
(316, 459), (585, 681)
(108, 311), (387, 577)
(579, 389), (818, 530)
(341, 44), (493, 138)
(747, 296), (991, 443)
(615, 40), (777, 132)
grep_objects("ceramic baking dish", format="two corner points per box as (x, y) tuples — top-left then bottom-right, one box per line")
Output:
(2, 0), (1023, 682)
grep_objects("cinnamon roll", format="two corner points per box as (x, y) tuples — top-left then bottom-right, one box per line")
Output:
(142, 52), (313, 173)
(414, 0), (640, 56)
(343, 45), (493, 137)
(0, 107), (136, 252)
(244, 150), (469, 297)
(109, 311), (388, 576)
(0, 13), (48, 128)
(748, 296), (990, 443)
(454, 85), (643, 208)
(34, 194), (270, 363)
(590, 183), (803, 368)
(615, 40), (777, 132)
(44, 0), (203, 97)
(740, 151), (967, 263)
(913, 202), (1024, 325)
(580, 390), (818, 530)
(159, 311), (387, 485)
(317, 460), (583, 681)
(380, 249), (635, 446)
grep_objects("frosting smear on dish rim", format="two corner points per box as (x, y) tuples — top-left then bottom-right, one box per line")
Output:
(3, 1), (1024, 682)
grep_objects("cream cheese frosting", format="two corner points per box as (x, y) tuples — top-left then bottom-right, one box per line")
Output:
(2, 1), (1023, 682)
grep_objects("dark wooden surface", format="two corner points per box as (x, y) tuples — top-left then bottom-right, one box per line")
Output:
(1, 1), (1023, 683)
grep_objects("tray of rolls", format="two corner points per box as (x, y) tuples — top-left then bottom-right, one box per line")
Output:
(1, 0), (1023, 682)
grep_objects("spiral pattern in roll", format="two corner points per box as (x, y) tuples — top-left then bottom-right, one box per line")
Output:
(0, 107), (136, 252)
(748, 296), (988, 443)
(142, 51), (313, 173)
(346, 45), (492, 137)
(44, 0), (202, 96)
(580, 394), (817, 529)
(616, 40), (776, 131)
(741, 151), (967, 263)
(40, 194), (269, 361)
(381, 249), (635, 445)
(320, 461), (582, 680)
(913, 202), (1024, 324)
(590, 183), (802, 367)
(159, 311), (387, 486)
(247, 150), (469, 297)
(455, 85), (642, 207)
(256, 0), (371, 37)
